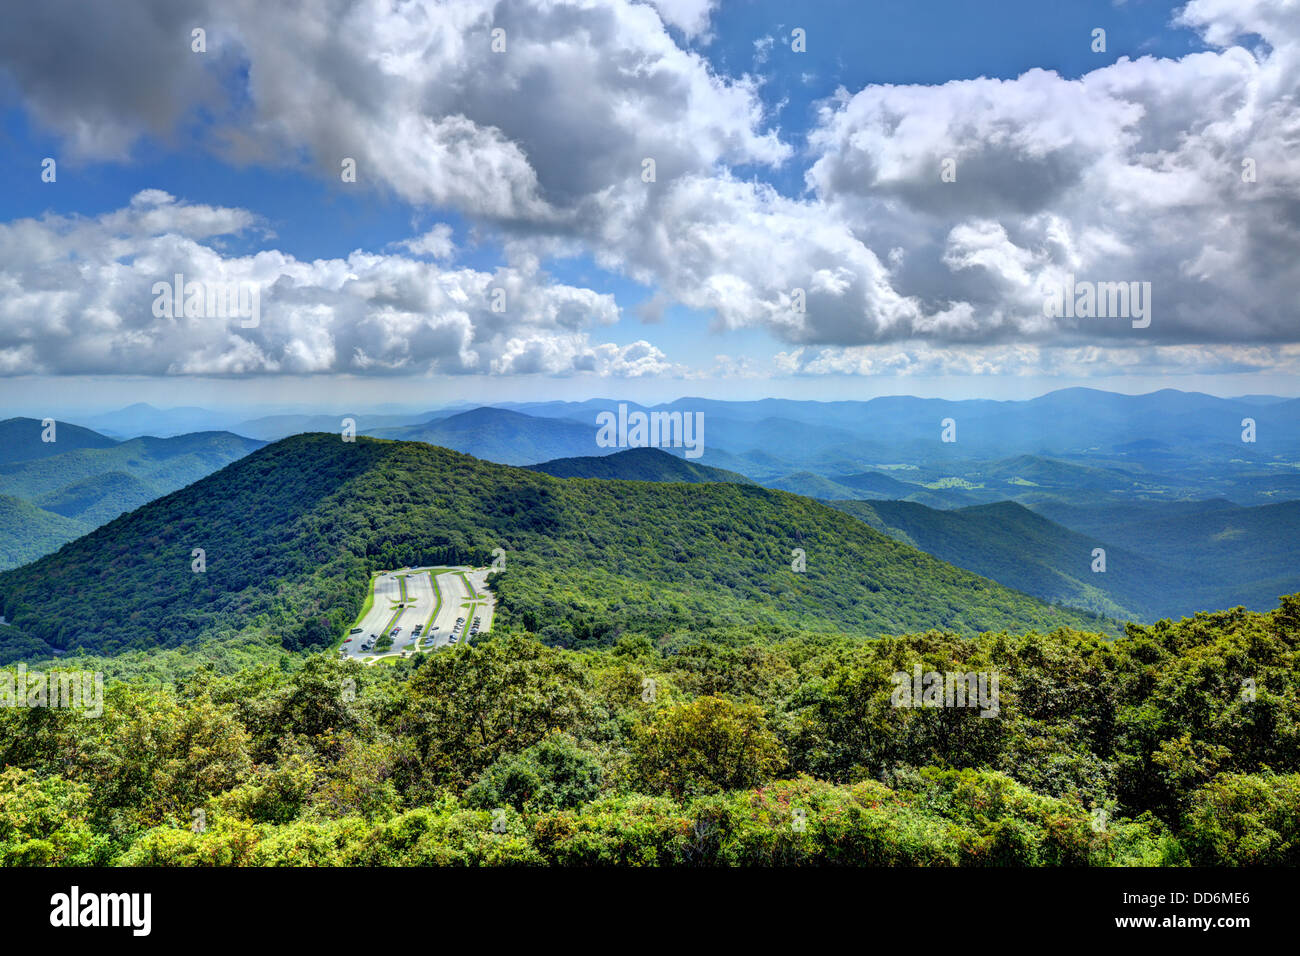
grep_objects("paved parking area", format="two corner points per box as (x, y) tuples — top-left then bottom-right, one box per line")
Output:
(340, 566), (497, 664)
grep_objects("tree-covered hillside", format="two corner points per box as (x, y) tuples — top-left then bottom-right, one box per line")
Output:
(2, 596), (1295, 866)
(831, 497), (1300, 623)
(1041, 499), (1300, 614)
(0, 427), (266, 570)
(0, 435), (1110, 661)
(34, 471), (160, 527)
(832, 499), (1161, 620)
(0, 431), (266, 505)
(0, 417), (118, 464)
(0, 495), (88, 571)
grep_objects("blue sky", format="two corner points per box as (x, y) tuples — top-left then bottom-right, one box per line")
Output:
(0, 0), (1295, 414)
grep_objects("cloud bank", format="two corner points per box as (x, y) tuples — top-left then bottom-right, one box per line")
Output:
(0, 0), (1297, 378)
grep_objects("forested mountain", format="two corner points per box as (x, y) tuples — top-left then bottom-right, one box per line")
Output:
(371, 407), (607, 465)
(767, 453), (1262, 510)
(1032, 498), (1239, 532)
(504, 390), (1300, 460)
(832, 500), (1160, 620)
(0, 425), (1294, 869)
(528, 447), (753, 484)
(764, 469), (980, 509)
(0, 434), (1110, 662)
(0, 427), (266, 570)
(1037, 499), (1300, 615)
(763, 471), (864, 500)
(832, 497), (1300, 622)
(0, 417), (118, 464)
(0, 495), (88, 570)
(135, 392), (1296, 516)
(34, 471), (159, 527)
(0, 431), (265, 503)
(492, 392), (1300, 508)
(834, 470), (931, 498)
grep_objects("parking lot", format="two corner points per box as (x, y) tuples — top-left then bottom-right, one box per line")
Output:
(340, 566), (496, 664)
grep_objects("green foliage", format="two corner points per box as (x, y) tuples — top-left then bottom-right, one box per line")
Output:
(0, 768), (110, 865)
(0, 417), (117, 465)
(834, 497), (1300, 622)
(1182, 772), (1300, 865)
(35, 471), (160, 527)
(627, 696), (786, 799)
(0, 428), (264, 571)
(0, 506), (1295, 866)
(396, 633), (592, 792)
(833, 499), (1149, 619)
(464, 736), (603, 812)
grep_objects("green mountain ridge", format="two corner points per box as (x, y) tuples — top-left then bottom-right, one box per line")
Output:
(0, 417), (118, 464)
(372, 407), (608, 465)
(526, 447), (754, 484)
(0, 434), (1112, 663)
(34, 470), (160, 526)
(831, 499), (1158, 620)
